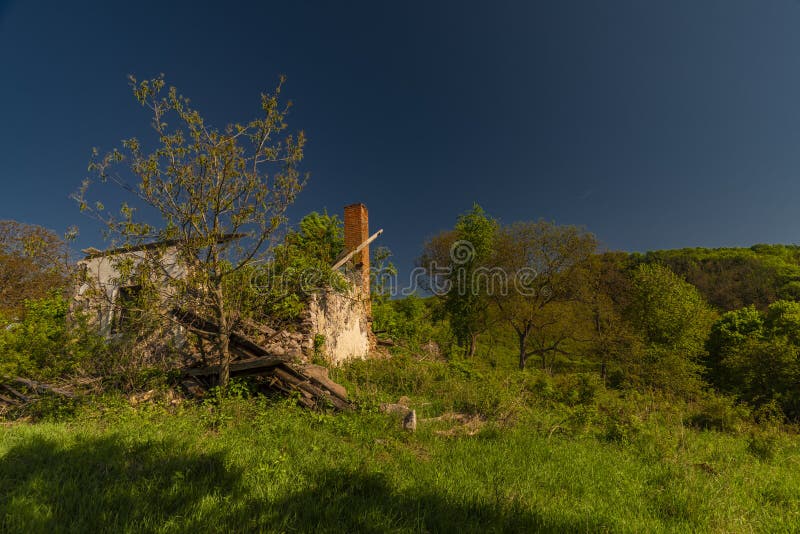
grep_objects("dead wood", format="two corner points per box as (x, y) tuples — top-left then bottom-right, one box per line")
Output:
(1, 383), (30, 403)
(184, 356), (285, 377)
(174, 309), (351, 410)
(12, 377), (75, 398)
(0, 392), (21, 406)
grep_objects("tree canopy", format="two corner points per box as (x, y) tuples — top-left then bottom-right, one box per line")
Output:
(0, 221), (70, 319)
(75, 75), (306, 387)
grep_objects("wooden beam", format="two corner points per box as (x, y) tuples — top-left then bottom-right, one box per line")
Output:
(331, 229), (383, 271)
(184, 356), (285, 377)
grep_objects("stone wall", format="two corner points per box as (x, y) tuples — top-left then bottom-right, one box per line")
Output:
(306, 286), (374, 364)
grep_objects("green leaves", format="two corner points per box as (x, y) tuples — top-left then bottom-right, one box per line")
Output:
(75, 74), (308, 386)
(706, 301), (800, 420)
(628, 263), (715, 355)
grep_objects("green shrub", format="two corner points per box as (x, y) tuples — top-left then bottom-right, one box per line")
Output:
(602, 412), (642, 444)
(747, 431), (779, 462)
(685, 394), (749, 433)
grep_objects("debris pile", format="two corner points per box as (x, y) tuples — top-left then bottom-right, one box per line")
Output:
(174, 309), (351, 411)
(0, 377), (76, 414)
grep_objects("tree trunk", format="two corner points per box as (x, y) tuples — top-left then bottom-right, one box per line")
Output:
(467, 333), (478, 358)
(517, 333), (528, 370)
(218, 331), (232, 390)
(215, 284), (232, 390)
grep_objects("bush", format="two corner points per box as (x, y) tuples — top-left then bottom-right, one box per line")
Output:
(685, 394), (750, 433)
(747, 430), (779, 462)
(602, 412), (642, 444)
(0, 294), (74, 379)
(372, 295), (439, 352)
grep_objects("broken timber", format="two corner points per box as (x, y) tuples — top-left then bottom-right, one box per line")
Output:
(173, 309), (351, 411)
(0, 377), (76, 414)
(183, 357), (350, 411)
(331, 229), (383, 271)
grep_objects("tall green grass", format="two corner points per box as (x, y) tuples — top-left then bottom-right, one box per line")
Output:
(1, 356), (799, 532)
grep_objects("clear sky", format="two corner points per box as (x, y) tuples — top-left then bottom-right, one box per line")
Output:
(2, 0), (800, 276)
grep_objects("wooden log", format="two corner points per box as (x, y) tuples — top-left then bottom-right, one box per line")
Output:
(1, 383), (30, 403)
(13, 377), (75, 398)
(171, 309), (276, 360)
(271, 367), (351, 411)
(0, 393), (21, 406)
(299, 364), (349, 402)
(331, 229), (383, 271)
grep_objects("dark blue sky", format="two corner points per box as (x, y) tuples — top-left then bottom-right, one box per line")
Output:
(3, 0), (800, 275)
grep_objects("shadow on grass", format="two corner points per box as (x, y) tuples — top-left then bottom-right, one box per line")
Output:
(250, 468), (610, 533)
(1, 435), (608, 533)
(0, 434), (242, 533)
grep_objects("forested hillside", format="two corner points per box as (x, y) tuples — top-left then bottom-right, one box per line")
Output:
(636, 245), (800, 311)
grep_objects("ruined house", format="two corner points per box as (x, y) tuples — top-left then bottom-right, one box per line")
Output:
(73, 203), (379, 365)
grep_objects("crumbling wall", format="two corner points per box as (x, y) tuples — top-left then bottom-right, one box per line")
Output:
(73, 246), (183, 333)
(73, 202), (379, 365)
(306, 286), (374, 364)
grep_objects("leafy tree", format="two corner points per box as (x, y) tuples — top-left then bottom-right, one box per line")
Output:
(711, 335), (800, 421)
(705, 305), (764, 389)
(491, 220), (597, 370)
(246, 210), (349, 322)
(75, 75), (306, 388)
(626, 263), (715, 393)
(373, 295), (437, 351)
(577, 252), (641, 382)
(418, 205), (497, 358)
(764, 299), (800, 344)
(284, 210), (344, 266)
(0, 294), (108, 381)
(372, 244), (443, 351)
(639, 245), (800, 311)
(417, 229), (456, 291)
(447, 205), (498, 358)
(371, 245), (397, 304)
(706, 301), (800, 420)
(0, 221), (70, 319)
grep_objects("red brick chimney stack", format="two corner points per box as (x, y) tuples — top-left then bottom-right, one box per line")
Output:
(343, 203), (370, 300)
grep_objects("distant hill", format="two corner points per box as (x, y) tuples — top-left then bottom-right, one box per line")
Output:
(632, 244), (800, 312)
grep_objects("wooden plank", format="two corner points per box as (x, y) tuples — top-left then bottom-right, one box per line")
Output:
(271, 367), (351, 411)
(331, 229), (383, 271)
(184, 356), (285, 377)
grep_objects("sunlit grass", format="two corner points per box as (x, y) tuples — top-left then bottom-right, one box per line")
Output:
(1, 358), (799, 532)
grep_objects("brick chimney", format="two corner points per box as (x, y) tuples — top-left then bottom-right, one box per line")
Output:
(344, 203), (370, 300)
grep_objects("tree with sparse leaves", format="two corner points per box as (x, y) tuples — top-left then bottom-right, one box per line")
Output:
(75, 75), (306, 388)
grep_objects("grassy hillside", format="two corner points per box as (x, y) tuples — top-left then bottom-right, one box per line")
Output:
(2, 356), (798, 533)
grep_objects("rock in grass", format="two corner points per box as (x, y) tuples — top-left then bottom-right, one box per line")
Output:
(403, 409), (417, 432)
(380, 402), (410, 416)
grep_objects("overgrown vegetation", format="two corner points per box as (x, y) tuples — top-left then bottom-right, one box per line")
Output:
(2, 76), (800, 530)
(1, 356), (798, 532)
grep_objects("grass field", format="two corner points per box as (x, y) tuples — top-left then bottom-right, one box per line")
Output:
(1, 356), (799, 533)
